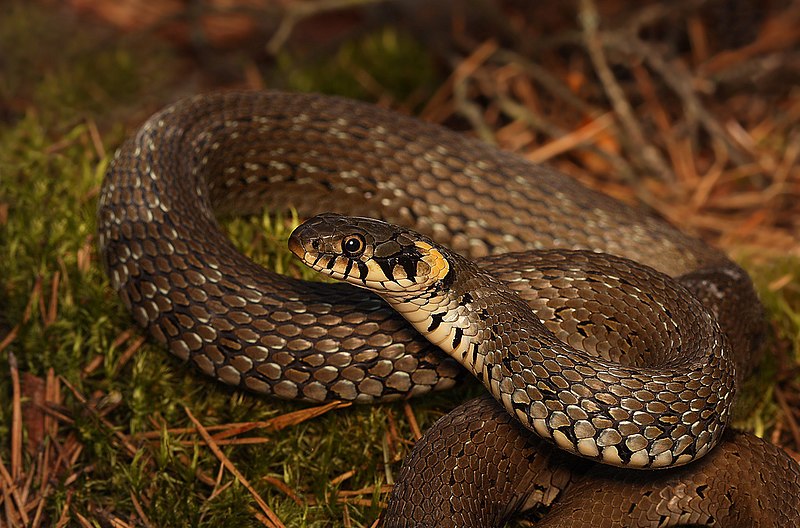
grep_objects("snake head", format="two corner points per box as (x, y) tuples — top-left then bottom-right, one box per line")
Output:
(289, 213), (452, 296)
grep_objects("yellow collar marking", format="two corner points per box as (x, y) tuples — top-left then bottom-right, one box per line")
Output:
(414, 241), (450, 282)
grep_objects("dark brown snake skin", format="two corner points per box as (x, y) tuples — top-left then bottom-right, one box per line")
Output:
(97, 91), (800, 526)
(291, 214), (738, 471)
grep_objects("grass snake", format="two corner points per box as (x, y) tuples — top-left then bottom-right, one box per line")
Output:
(97, 91), (800, 526)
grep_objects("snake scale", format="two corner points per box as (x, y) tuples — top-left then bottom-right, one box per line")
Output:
(97, 91), (800, 526)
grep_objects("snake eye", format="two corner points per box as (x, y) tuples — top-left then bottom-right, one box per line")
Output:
(342, 234), (366, 257)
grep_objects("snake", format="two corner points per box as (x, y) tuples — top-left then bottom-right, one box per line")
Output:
(97, 91), (800, 526)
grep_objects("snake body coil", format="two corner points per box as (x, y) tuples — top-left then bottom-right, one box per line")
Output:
(98, 91), (800, 526)
(290, 213), (734, 470)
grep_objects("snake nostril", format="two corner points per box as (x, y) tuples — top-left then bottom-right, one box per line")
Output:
(312, 239), (320, 250)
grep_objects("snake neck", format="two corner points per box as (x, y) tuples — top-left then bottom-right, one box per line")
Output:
(377, 250), (736, 470)
(384, 288), (483, 377)
(380, 257), (552, 382)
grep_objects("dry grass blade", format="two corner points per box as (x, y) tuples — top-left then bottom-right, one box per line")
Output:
(133, 400), (350, 441)
(402, 403), (422, 441)
(0, 455), (29, 526)
(525, 112), (614, 163)
(129, 491), (155, 528)
(73, 510), (93, 528)
(213, 400), (350, 440)
(9, 353), (23, 485)
(54, 489), (71, 528)
(262, 476), (304, 506)
(183, 406), (286, 528)
(112, 335), (146, 376)
(421, 39), (499, 123)
(330, 469), (355, 487)
(0, 327), (20, 355)
(337, 484), (393, 498)
(44, 271), (60, 327)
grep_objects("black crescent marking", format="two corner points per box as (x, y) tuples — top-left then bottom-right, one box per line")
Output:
(342, 257), (354, 279)
(378, 257), (396, 282)
(428, 312), (445, 332)
(357, 261), (369, 284)
(400, 254), (418, 281)
(452, 327), (464, 350)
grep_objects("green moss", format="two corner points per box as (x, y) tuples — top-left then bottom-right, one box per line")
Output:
(223, 210), (318, 281)
(732, 255), (800, 434)
(752, 257), (800, 358)
(275, 27), (438, 106)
